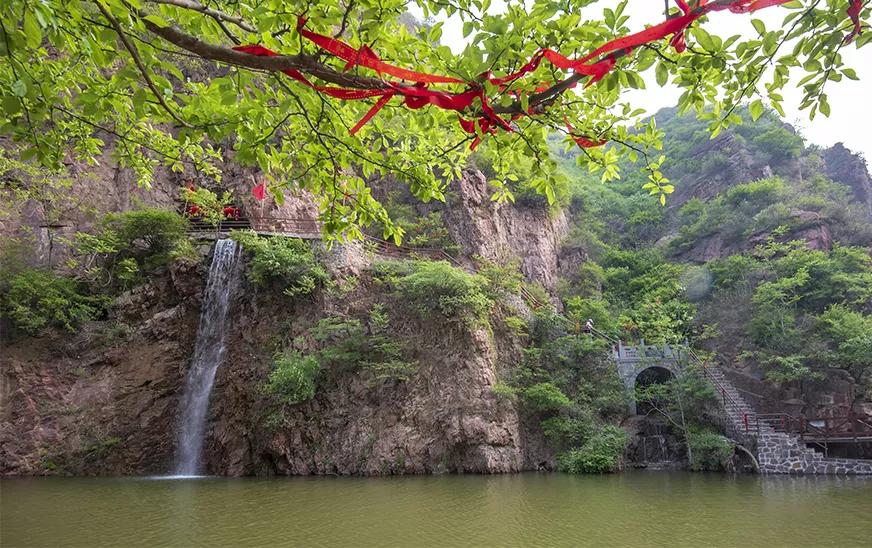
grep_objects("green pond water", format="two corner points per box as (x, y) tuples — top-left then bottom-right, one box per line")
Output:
(2, 472), (871, 547)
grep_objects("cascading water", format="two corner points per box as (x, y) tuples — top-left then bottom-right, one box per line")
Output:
(174, 239), (242, 476)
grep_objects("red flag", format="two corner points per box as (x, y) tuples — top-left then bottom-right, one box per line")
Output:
(252, 182), (266, 201)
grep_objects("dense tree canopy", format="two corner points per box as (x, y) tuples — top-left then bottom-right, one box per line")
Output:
(0, 0), (868, 239)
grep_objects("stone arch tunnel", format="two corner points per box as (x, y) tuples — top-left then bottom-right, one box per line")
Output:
(614, 342), (685, 415)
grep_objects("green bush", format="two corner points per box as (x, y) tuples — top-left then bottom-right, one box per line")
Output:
(394, 261), (492, 325)
(491, 381), (518, 399)
(231, 230), (327, 297)
(265, 351), (321, 405)
(476, 258), (524, 299)
(3, 269), (105, 333)
(557, 425), (628, 474)
(541, 415), (593, 449)
(687, 430), (734, 471)
(75, 208), (191, 286)
(521, 382), (570, 412)
(102, 208), (188, 265)
(305, 306), (418, 384)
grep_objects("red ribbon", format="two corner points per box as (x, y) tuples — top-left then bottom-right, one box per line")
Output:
(296, 17), (464, 84)
(235, 0), (799, 148)
(350, 92), (396, 135)
(252, 181), (266, 201)
(565, 119), (607, 148)
(845, 0), (863, 43)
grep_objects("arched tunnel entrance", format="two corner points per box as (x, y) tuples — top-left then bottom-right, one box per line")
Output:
(634, 366), (674, 415)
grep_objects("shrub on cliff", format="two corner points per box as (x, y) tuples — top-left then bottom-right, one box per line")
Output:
(394, 261), (492, 325)
(265, 351), (321, 405)
(102, 209), (188, 257)
(521, 382), (570, 413)
(74, 208), (191, 287)
(556, 425), (629, 474)
(230, 230), (327, 297)
(308, 306), (418, 384)
(3, 269), (106, 333)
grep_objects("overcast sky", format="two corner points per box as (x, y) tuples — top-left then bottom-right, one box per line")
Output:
(408, 1), (870, 161)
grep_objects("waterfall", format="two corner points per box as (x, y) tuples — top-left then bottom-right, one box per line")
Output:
(174, 239), (242, 476)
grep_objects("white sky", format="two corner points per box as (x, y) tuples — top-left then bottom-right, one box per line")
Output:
(408, 1), (871, 161)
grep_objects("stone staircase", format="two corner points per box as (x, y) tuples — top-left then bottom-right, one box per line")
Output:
(703, 366), (872, 475)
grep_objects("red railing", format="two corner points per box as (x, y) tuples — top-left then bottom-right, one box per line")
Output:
(757, 412), (872, 441)
(686, 348), (753, 433)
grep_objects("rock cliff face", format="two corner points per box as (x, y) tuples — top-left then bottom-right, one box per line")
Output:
(667, 132), (766, 206)
(0, 249), (552, 476)
(1, 169), (564, 477)
(822, 142), (872, 215)
(0, 261), (203, 475)
(445, 169), (569, 292)
(675, 210), (834, 263)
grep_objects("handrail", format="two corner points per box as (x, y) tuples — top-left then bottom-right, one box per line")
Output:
(686, 348), (753, 433)
(756, 412), (872, 440)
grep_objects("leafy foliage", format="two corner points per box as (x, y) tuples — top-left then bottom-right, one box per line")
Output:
(309, 305), (419, 384)
(1, 1), (866, 238)
(182, 187), (232, 227)
(70, 208), (191, 289)
(266, 303), (418, 405)
(521, 382), (571, 412)
(230, 230), (327, 297)
(393, 260), (492, 325)
(707, 241), (872, 384)
(556, 425), (629, 474)
(265, 351), (321, 405)
(499, 308), (630, 472)
(687, 429), (734, 472)
(671, 176), (871, 253)
(2, 269), (106, 333)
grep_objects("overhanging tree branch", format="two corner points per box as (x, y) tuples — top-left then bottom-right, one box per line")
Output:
(95, 0), (192, 127)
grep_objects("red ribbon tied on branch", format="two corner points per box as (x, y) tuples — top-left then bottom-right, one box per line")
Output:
(845, 0), (864, 43)
(233, 0), (813, 152)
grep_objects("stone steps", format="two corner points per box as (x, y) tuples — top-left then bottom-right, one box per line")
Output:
(705, 365), (872, 475)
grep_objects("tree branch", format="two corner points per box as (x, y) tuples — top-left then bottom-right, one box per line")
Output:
(140, 13), (393, 91)
(95, 1), (192, 128)
(145, 0), (256, 32)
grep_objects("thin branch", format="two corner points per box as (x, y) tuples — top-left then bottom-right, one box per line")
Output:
(146, 0), (256, 32)
(94, 0), (192, 128)
(334, 0), (356, 38)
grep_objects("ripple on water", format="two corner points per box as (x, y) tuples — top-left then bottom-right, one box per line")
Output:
(2, 472), (871, 547)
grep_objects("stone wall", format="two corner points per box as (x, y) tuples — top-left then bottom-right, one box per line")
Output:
(757, 432), (872, 475)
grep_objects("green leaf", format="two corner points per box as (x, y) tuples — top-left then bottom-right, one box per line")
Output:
(11, 79), (28, 98)
(132, 88), (148, 109)
(23, 12), (42, 49)
(143, 14), (170, 28)
(655, 63), (668, 87)
(818, 99), (830, 117)
(749, 99), (764, 121)
(751, 19), (766, 36)
(2, 95), (21, 115)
